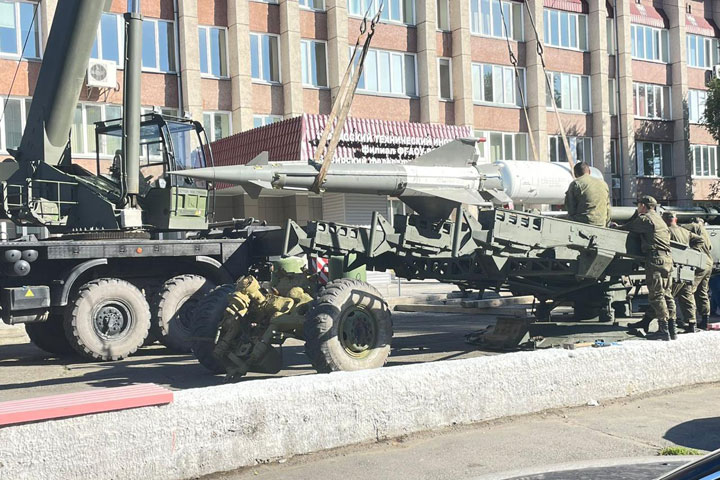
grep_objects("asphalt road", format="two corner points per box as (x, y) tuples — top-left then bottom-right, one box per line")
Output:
(0, 311), (502, 401)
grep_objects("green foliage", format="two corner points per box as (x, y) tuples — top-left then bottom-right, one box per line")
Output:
(658, 446), (704, 456)
(702, 78), (720, 143)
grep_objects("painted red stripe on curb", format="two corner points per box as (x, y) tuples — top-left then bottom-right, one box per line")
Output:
(0, 384), (173, 426)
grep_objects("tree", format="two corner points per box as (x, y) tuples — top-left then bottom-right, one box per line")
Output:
(702, 78), (720, 142)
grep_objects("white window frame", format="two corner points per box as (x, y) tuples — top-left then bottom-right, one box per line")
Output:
(141, 18), (178, 73)
(636, 141), (672, 177)
(253, 115), (282, 128)
(543, 8), (588, 52)
(608, 78), (617, 116)
(689, 89), (708, 124)
(203, 111), (233, 142)
(633, 82), (671, 120)
(354, 47), (418, 98)
(0, 1), (42, 60)
(436, 0), (450, 31)
(606, 17), (615, 55)
(630, 24), (669, 63)
(92, 13), (123, 66)
(250, 32), (282, 84)
(469, 0), (523, 41)
(687, 34), (719, 69)
(299, 0), (325, 11)
(475, 130), (528, 162)
(252, 0), (279, 4)
(692, 144), (719, 178)
(546, 71), (591, 114)
(548, 135), (593, 165)
(437, 57), (453, 101)
(472, 62), (526, 107)
(301, 39), (329, 88)
(0, 96), (31, 154)
(198, 25), (229, 79)
(348, 0), (416, 26)
(71, 102), (125, 158)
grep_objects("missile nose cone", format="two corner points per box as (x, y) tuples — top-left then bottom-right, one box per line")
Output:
(168, 167), (217, 181)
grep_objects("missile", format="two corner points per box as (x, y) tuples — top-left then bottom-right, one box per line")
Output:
(172, 138), (603, 219)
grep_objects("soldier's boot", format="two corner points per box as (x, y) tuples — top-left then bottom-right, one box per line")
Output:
(668, 319), (677, 341)
(627, 318), (651, 336)
(646, 320), (670, 341)
(698, 315), (710, 330)
(681, 322), (697, 334)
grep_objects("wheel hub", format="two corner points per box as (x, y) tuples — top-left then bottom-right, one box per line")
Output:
(340, 308), (377, 358)
(93, 302), (131, 339)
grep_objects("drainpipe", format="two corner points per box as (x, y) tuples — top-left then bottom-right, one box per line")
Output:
(613, 0), (625, 206)
(173, 0), (184, 116)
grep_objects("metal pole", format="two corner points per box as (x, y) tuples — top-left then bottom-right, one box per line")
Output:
(123, 8), (143, 204)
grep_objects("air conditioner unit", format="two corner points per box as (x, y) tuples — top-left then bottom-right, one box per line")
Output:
(713, 65), (720, 81)
(87, 59), (117, 89)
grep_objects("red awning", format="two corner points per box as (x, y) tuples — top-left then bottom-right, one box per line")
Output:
(686, 14), (718, 37)
(543, 0), (586, 14)
(630, 2), (667, 29)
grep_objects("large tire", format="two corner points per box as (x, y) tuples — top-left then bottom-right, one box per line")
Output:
(190, 284), (235, 374)
(25, 315), (75, 356)
(304, 279), (392, 373)
(64, 278), (151, 361)
(151, 274), (215, 353)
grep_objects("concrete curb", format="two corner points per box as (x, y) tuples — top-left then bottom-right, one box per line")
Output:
(2, 333), (720, 480)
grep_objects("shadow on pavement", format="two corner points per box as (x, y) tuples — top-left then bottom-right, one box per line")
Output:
(664, 418), (720, 452)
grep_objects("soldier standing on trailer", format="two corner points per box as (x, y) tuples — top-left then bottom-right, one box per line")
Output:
(685, 218), (713, 329)
(617, 196), (675, 341)
(564, 162), (611, 227)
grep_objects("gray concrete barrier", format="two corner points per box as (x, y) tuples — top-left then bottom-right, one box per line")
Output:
(2, 333), (720, 480)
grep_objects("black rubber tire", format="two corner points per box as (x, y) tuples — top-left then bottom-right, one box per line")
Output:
(190, 284), (235, 374)
(64, 278), (151, 361)
(151, 274), (215, 353)
(25, 315), (75, 356)
(304, 279), (392, 373)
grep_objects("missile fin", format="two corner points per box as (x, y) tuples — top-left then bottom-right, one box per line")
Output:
(409, 138), (478, 167)
(247, 151), (269, 166)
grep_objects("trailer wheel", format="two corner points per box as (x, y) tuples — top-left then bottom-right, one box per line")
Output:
(304, 279), (392, 373)
(152, 275), (215, 353)
(64, 278), (150, 361)
(191, 284), (235, 374)
(25, 315), (75, 356)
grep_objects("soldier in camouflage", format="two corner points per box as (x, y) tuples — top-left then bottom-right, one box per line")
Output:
(564, 162), (612, 227)
(685, 218), (713, 329)
(618, 196), (675, 341)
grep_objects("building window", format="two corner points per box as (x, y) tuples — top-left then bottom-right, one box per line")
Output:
(71, 103), (123, 156)
(470, 0), (523, 41)
(354, 48), (417, 97)
(250, 33), (280, 83)
(253, 115), (282, 128)
(636, 141), (671, 176)
(438, 57), (452, 100)
(630, 24), (668, 63)
(689, 89), (708, 124)
(692, 145), (718, 177)
(0, 1), (40, 59)
(141, 106), (178, 117)
(609, 139), (618, 175)
(472, 63), (526, 107)
(546, 72), (590, 113)
(301, 39), (328, 88)
(687, 34), (719, 69)
(632, 82), (671, 120)
(142, 18), (176, 73)
(475, 130), (528, 162)
(300, 0), (324, 10)
(91, 13), (121, 65)
(549, 135), (592, 165)
(199, 26), (228, 78)
(436, 0), (450, 30)
(543, 8), (587, 51)
(348, 0), (415, 25)
(608, 78), (616, 116)
(253, 0), (279, 3)
(203, 111), (232, 142)
(606, 17), (615, 55)
(0, 97), (31, 153)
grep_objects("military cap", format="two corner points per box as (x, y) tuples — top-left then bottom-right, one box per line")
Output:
(635, 195), (658, 207)
(661, 210), (676, 219)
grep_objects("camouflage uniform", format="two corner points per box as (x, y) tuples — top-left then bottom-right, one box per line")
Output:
(620, 201), (674, 338)
(564, 174), (612, 227)
(666, 223), (703, 329)
(684, 220), (713, 327)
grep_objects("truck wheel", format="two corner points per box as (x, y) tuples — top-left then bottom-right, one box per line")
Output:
(152, 274), (215, 353)
(191, 284), (235, 374)
(304, 279), (392, 373)
(25, 315), (75, 356)
(64, 278), (150, 361)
